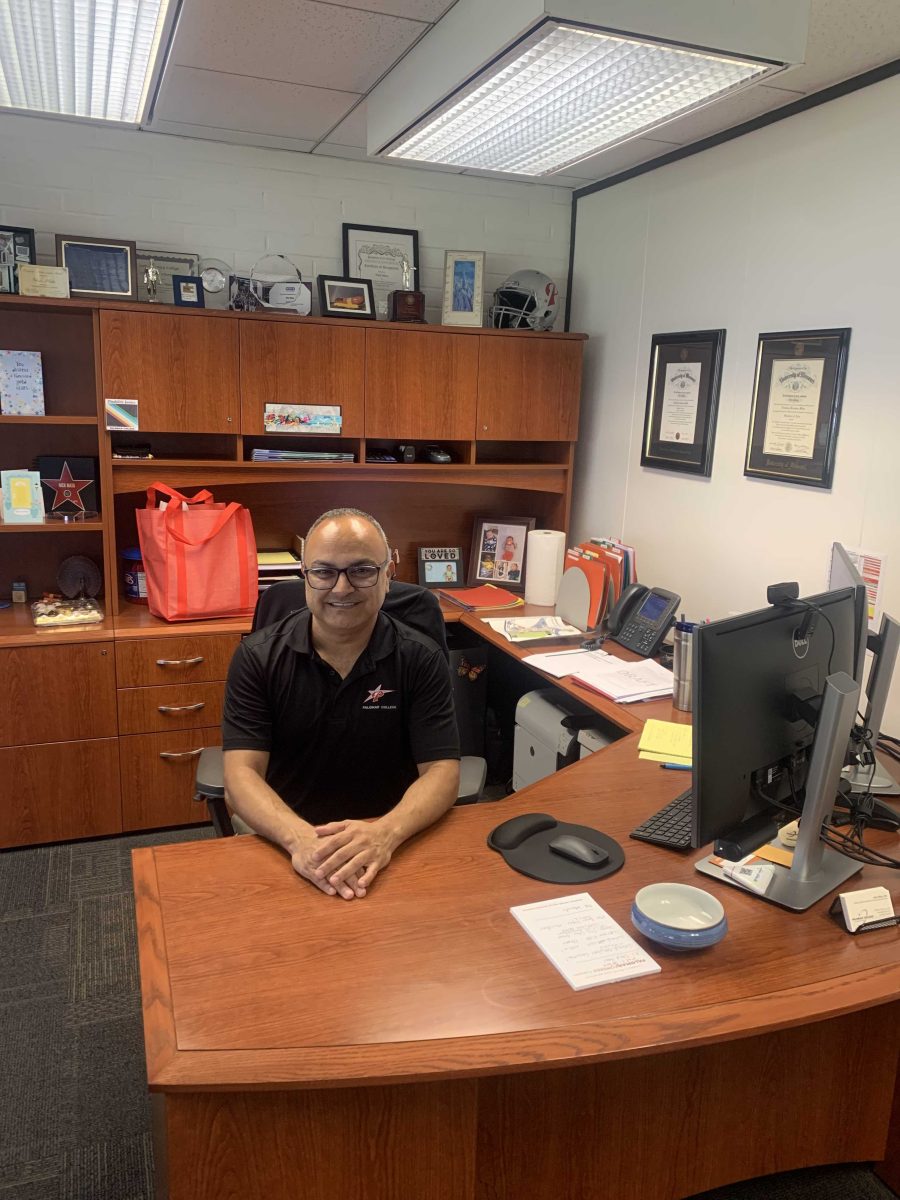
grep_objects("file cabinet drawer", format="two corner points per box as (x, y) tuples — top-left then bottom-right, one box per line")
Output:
(0, 738), (122, 848)
(120, 726), (221, 830)
(115, 633), (241, 687)
(0, 643), (117, 747)
(117, 682), (225, 735)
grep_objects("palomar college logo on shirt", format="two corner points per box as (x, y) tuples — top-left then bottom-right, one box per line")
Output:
(362, 684), (396, 709)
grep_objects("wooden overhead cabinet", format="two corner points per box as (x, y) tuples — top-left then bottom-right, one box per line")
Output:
(477, 336), (582, 441)
(100, 310), (240, 433)
(365, 328), (478, 440)
(240, 320), (365, 436)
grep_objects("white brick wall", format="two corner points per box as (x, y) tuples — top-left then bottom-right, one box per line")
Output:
(0, 115), (572, 324)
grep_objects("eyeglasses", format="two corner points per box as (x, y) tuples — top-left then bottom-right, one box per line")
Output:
(302, 561), (389, 590)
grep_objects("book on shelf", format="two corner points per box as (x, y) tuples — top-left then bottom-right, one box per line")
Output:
(437, 583), (524, 611)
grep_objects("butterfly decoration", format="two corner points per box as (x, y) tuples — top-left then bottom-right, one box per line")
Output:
(457, 657), (485, 682)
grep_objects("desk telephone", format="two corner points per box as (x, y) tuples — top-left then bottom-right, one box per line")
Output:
(608, 583), (681, 657)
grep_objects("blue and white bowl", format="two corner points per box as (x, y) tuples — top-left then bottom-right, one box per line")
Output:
(631, 882), (727, 951)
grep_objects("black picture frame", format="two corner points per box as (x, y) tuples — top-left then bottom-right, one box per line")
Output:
(317, 275), (376, 319)
(0, 225), (36, 294)
(172, 274), (205, 308)
(417, 546), (464, 588)
(342, 223), (420, 319)
(745, 328), (851, 489)
(56, 234), (137, 299)
(468, 515), (536, 593)
(640, 330), (725, 476)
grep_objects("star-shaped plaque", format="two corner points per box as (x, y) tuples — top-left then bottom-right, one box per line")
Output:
(42, 461), (94, 513)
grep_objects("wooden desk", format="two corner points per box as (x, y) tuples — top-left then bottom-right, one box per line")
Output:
(134, 620), (900, 1200)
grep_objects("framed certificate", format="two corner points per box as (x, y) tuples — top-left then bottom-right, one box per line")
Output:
(342, 224), (419, 319)
(745, 328), (851, 488)
(640, 330), (725, 476)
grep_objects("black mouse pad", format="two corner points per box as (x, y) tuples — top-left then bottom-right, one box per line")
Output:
(488, 818), (624, 884)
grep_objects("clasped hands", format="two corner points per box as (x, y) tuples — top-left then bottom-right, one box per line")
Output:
(291, 818), (400, 900)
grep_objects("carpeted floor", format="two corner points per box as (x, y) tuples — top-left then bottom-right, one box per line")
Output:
(0, 826), (897, 1200)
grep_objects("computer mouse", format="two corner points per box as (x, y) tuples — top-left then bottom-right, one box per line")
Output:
(549, 834), (609, 867)
(489, 813), (557, 851)
(424, 446), (451, 463)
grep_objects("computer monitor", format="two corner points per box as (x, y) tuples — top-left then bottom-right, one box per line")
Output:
(829, 542), (868, 686)
(691, 586), (864, 909)
(829, 543), (900, 794)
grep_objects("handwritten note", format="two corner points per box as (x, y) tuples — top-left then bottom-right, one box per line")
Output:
(510, 893), (660, 991)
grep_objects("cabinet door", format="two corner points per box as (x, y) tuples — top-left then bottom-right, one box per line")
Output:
(0, 739), (121, 847)
(477, 338), (582, 441)
(365, 329), (478, 440)
(241, 322), (365, 435)
(100, 310), (239, 433)
(0, 643), (117, 747)
(120, 727), (221, 830)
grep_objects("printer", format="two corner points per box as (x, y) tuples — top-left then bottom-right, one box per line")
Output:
(513, 689), (604, 790)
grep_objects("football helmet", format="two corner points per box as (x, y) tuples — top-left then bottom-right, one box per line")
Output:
(490, 270), (559, 331)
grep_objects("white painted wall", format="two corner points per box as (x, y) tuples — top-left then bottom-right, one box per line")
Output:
(570, 74), (900, 733)
(0, 113), (571, 322)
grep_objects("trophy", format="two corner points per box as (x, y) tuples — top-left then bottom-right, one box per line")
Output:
(388, 257), (426, 323)
(143, 258), (160, 303)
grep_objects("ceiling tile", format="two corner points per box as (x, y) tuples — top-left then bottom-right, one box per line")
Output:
(171, 0), (427, 94)
(155, 65), (358, 140)
(322, 102), (367, 148)
(773, 0), (900, 93)
(317, 0), (455, 19)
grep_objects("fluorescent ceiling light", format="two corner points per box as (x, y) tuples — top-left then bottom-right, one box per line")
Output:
(0, 0), (172, 124)
(385, 21), (783, 176)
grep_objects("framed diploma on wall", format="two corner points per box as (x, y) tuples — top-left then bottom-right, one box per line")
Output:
(745, 328), (851, 489)
(640, 330), (725, 476)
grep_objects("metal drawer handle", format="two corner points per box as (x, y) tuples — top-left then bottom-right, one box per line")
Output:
(159, 747), (205, 760)
(158, 702), (206, 714)
(156, 656), (204, 667)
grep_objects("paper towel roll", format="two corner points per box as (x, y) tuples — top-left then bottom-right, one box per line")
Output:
(524, 529), (566, 605)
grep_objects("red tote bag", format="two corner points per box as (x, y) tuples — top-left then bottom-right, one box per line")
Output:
(136, 483), (257, 622)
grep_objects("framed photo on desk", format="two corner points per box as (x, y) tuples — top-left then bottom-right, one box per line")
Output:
(745, 328), (851, 489)
(640, 330), (725, 476)
(418, 546), (464, 588)
(468, 515), (535, 592)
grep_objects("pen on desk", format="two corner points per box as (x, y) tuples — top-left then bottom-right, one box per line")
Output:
(660, 762), (692, 771)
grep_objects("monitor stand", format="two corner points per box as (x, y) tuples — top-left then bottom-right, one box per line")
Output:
(696, 671), (863, 911)
(843, 761), (900, 795)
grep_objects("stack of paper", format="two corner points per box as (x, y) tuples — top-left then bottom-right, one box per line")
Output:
(638, 719), (692, 764)
(524, 648), (673, 703)
(510, 893), (660, 991)
(251, 448), (355, 462)
(483, 615), (583, 643)
(257, 548), (303, 592)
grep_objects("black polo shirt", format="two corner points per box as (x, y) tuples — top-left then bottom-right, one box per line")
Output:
(222, 610), (460, 824)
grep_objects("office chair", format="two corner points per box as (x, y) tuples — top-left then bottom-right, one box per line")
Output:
(194, 578), (488, 835)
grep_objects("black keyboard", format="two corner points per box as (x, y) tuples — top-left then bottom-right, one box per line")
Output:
(630, 788), (694, 850)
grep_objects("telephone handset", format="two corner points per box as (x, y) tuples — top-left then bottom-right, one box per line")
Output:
(607, 584), (681, 657)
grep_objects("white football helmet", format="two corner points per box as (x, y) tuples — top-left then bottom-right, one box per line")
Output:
(490, 270), (559, 331)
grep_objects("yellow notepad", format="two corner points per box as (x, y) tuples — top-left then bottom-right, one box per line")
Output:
(638, 719), (692, 763)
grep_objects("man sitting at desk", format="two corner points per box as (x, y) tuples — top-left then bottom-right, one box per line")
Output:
(222, 508), (461, 900)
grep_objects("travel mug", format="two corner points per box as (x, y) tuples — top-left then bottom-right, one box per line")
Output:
(672, 619), (697, 712)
